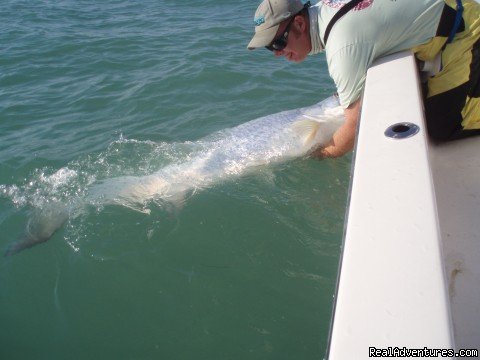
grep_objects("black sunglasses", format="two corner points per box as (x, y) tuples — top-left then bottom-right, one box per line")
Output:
(265, 16), (296, 52)
(265, 2), (310, 52)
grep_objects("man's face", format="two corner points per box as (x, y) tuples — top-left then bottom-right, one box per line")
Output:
(271, 15), (311, 63)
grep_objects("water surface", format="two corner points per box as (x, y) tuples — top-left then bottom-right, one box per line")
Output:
(0, 1), (350, 358)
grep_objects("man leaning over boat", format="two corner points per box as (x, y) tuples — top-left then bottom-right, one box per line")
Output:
(247, 0), (480, 158)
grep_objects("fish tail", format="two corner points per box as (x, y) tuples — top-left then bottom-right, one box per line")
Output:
(4, 203), (69, 257)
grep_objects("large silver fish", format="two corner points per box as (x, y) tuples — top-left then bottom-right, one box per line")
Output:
(5, 96), (344, 256)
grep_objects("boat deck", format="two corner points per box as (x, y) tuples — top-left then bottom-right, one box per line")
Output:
(430, 137), (480, 350)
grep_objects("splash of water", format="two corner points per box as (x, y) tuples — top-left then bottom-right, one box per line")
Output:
(1, 96), (344, 255)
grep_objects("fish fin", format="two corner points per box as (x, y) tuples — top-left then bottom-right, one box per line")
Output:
(164, 190), (187, 211)
(291, 119), (322, 146)
(116, 201), (152, 215)
(301, 114), (327, 122)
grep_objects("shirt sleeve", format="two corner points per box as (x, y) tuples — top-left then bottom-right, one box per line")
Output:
(327, 42), (376, 109)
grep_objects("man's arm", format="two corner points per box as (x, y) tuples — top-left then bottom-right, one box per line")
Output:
(312, 98), (361, 158)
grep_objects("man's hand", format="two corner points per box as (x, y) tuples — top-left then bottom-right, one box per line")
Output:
(312, 98), (361, 158)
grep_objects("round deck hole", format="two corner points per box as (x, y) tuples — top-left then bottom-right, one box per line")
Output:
(385, 122), (420, 139)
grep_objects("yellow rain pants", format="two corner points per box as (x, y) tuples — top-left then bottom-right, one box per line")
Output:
(414, 0), (480, 141)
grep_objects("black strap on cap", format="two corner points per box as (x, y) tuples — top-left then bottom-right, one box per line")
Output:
(323, 0), (364, 46)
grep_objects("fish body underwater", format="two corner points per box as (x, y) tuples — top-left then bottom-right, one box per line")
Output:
(4, 96), (344, 256)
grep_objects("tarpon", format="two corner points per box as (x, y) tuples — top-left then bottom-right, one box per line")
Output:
(4, 95), (344, 255)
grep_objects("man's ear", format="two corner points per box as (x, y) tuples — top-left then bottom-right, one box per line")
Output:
(294, 14), (307, 33)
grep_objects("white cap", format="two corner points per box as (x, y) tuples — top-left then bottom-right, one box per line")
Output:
(247, 0), (306, 50)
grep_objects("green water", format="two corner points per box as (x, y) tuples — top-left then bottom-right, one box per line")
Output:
(0, 1), (351, 359)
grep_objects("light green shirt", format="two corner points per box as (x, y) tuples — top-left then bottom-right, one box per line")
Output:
(311, 0), (445, 108)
